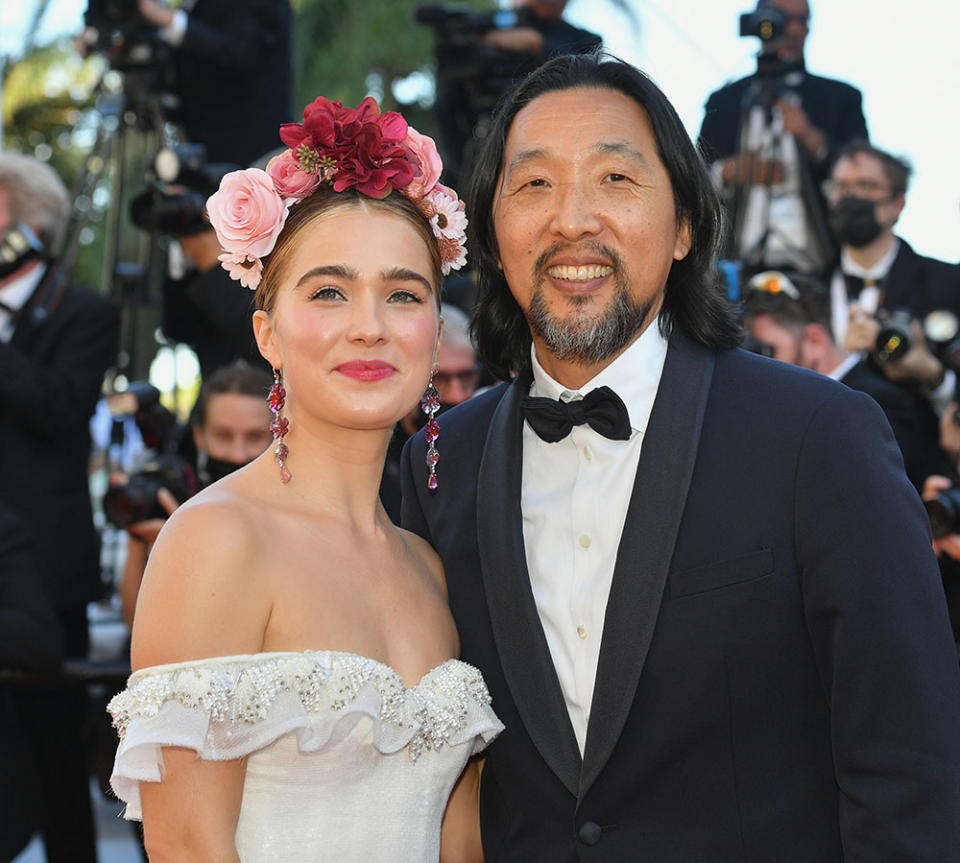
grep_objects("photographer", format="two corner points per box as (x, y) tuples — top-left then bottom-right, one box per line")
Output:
(0, 151), (119, 861)
(826, 141), (960, 414)
(132, 0), (293, 168)
(114, 360), (273, 628)
(698, 0), (868, 277)
(427, 0), (600, 191)
(742, 270), (953, 491)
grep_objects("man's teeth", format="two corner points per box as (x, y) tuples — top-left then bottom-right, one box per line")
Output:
(546, 264), (613, 281)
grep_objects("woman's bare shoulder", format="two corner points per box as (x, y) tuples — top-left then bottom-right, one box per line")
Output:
(395, 526), (447, 598)
(130, 483), (274, 670)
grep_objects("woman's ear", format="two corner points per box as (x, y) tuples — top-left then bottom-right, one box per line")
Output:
(253, 310), (280, 369)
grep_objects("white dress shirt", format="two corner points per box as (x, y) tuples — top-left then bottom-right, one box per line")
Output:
(0, 263), (45, 343)
(521, 321), (668, 754)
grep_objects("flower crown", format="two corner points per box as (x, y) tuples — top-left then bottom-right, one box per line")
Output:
(205, 96), (468, 290)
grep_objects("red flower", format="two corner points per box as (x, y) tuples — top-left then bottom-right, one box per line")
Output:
(278, 97), (414, 199)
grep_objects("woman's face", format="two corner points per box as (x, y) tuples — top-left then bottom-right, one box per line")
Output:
(254, 205), (441, 433)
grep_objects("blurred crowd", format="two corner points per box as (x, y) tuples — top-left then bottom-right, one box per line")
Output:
(2, 0), (960, 858)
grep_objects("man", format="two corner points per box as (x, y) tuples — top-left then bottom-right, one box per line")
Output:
(402, 54), (960, 860)
(825, 141), (960, 405)
(742, 270), (951, 490)
(431, 0), (601, 192)
(134, 0), (293, 167)
(0, 151), (119, 862)
(698, 0), (867, 277)
(381, 304), (480, 523)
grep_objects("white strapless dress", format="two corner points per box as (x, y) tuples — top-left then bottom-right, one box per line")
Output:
(108, 651), (503, 862)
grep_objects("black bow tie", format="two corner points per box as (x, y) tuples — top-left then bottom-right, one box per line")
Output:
(843, 273), (878, 301)
(521, 385), (632, 443)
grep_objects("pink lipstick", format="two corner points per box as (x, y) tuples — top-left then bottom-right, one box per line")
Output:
(335, 360), (397, 382)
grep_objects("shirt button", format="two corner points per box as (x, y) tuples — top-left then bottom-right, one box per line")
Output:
(577, 625), (588, 639)
(579, 534), (592, 549)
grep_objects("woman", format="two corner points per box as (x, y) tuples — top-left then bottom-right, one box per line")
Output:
(108, 96), (500, 862)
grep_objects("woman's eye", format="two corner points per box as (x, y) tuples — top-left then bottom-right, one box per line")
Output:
(310, 286), (344, 301)
(388, 290), (423, 304)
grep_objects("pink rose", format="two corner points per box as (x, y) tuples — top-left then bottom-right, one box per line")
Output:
(402, 127), (443, 199)
(218, 252), (263, 290)
(266, 150), (323, 200)
(206, 168), (290, 258)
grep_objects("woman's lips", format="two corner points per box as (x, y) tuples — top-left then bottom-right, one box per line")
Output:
(335, 360), (397, 382)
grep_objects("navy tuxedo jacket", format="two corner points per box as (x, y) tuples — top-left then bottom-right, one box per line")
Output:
(402, 332), (960, 862)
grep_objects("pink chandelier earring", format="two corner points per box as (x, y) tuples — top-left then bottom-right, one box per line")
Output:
(421, 366), (441, 491)
(268, 368), (291, 484)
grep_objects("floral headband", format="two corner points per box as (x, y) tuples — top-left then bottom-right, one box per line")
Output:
(205, 96), (468, 290)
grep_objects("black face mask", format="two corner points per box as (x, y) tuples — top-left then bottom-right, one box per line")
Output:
(197, 452), (246, 486)
(828, 196), (884, 248)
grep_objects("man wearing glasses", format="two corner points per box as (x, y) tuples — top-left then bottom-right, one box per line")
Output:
(698, 0), (868, 278)
(825, 141), (960, 387)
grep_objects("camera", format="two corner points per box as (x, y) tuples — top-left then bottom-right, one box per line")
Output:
(739, 3), (786, 42)
(925, 487), (960, 540)
(874, 308), (960, 365)
(415, 5), (520, 36)
(102, 381), (199, 528)
(130, 144), (240, 236)
(102, 454), (198, 528)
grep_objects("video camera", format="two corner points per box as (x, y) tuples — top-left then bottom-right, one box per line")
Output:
(130, 143), (240, 236)
(83, 0), (170, 73)
(101, 382), (199, 529)
(416, 4), (527, 99)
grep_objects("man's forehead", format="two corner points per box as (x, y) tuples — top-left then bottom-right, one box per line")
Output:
(834, 152), (883, 177)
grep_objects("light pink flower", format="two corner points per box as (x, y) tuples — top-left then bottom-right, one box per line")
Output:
(218, 252), (263, 290)
(426, 187), (468, 240)
(401, 127), (443, 199)
(206, 168), (290, 259)
(266, 150), (323, 200)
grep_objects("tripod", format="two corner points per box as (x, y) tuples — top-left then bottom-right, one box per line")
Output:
(61, 59), (175, 384)
(727, 58), (835, 280)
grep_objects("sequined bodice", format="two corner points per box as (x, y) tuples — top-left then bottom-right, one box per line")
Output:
(108, 651), (502, 863)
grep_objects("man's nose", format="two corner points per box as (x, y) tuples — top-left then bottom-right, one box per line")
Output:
(549, 183), (603, 241)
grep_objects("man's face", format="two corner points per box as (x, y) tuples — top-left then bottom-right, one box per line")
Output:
(771, 0), (810, 62)
(434, 342), (479, 407)
(828, 152), (904, 232)
(491, 87), (690, 376)
(521, 0), (568, 21)
(193, 392), (273, 467)
(748, 313), (804, 366)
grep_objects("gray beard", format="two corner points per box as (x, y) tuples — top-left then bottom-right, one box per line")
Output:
(526, 266), (653, 365)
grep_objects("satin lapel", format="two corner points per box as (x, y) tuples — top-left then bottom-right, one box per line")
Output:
(477, 378), (583, 797)
(579, 333), (716, 800)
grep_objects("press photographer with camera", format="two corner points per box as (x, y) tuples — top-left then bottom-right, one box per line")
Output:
(0, 151), (119, 862)
(111, 361), (273, 629)
(422, 0), (600, 192)
(825, 141), (960, 411)
(698, 0), (868, 277)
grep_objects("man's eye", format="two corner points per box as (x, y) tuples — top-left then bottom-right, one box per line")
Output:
(605, 173), (628, 182)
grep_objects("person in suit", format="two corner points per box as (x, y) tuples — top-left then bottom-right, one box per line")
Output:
(698, 0), (867, 277)
(401, 53), (960, 861)
(0, 150), (120, 862)
(740, 270), (953, 490)
(0, 502), (64, 863)
(824, 140), (960, 414)
(135, 0), (293, 168)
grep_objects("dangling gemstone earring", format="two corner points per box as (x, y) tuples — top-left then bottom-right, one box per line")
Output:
(268, 368), (291, 484)
(421, 366), (441, 491)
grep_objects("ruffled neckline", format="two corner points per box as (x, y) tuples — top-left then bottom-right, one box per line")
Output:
(126, 649), (471, 693)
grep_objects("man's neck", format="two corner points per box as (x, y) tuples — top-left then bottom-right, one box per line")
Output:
(843, 231), (896, 270)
